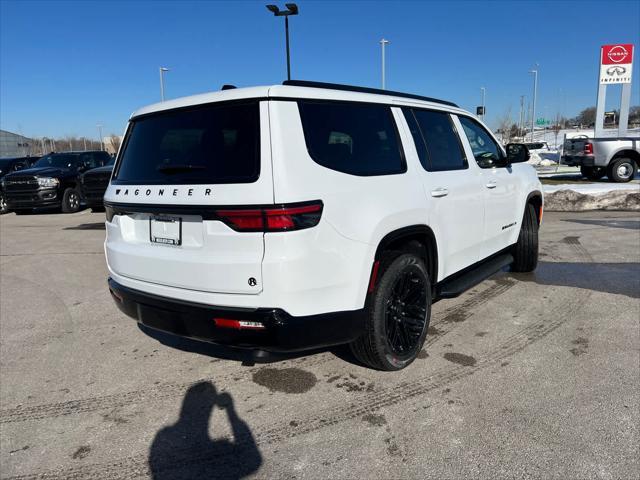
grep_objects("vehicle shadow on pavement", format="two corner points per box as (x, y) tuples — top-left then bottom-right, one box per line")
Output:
(562, 218), (640, 231)
(148, 381), (262, 479)
(508, 261), (640, 299)
(63, 222), (105, 230)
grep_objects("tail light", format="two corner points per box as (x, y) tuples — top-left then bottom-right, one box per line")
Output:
(215, 201), (323, 232)
(584, 143), (593, 155)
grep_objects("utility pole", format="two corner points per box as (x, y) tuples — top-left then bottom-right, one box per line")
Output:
(529, 67), (538, 142)
(380, 38), (390, 89)
(480, 87), (486, 120)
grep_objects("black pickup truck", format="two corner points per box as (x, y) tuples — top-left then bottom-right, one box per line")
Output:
(0, 156), (40, 214)
(79, 157), (115, 212)
(1, 151), (111, 214)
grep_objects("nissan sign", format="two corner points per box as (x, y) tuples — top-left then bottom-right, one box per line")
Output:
(599, 44), (634, 84)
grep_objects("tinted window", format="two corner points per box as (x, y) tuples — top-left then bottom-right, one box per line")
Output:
(113, 102), (260, 184)
(403, 109), (467, 171)
(458, 116), (504, 169)
(298, 101), (405, 176)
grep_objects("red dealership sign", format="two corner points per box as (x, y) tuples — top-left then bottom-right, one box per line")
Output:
(601, 44), (634, 65)
(600, 44), (634, 84)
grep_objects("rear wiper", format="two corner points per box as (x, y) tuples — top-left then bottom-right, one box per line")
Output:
(156, 164), (206, 174)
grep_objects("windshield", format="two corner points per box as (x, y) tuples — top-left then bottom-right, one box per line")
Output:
(106, 156), (116, 166)
(113, 101), (260, 184)
(34, 154), (79, 169)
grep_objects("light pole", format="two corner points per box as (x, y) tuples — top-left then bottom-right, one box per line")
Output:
(380, 38), (390, 89)
(480, 87), (486, 120)
(96, 124), (104, 151)
(159, 67), (170, 102)
(266, 3), (299, 81)
(529, 67), (538, 142)
(519, 95), (525, 139)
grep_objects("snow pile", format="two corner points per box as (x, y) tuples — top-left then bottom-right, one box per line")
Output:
(544, 189), (640, 211)
(543, 182), (640, 194)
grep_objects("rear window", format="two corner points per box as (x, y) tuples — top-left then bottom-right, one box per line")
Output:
(298, 101), (405, 176)
(113, 102), (260, 184)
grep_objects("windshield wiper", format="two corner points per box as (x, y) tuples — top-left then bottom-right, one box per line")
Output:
(156, 164), (206, 174)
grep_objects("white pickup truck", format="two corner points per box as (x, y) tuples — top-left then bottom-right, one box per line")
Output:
(562, 136), (639, 182)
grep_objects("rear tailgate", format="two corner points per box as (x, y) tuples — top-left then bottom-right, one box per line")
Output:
(563, 137), (589, 155)
(104, 100), (273, 295)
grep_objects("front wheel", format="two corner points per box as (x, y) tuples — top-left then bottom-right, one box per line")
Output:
(607, 158), (636, 183)
(350, 252), (431, 371)
(61, 188), (82, 213)
(511, 203), (539, 273)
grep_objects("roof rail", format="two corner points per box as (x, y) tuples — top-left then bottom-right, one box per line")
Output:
(282, 80), (458, 108)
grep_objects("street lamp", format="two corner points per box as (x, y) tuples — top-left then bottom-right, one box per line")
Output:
(266, 3), (299, 81)
(159, 67), (170, 102)
(529, 67), (538, 142)
(380, 38), (390, 89)
(96, 124), (104, 151)
(480, 87), (486, 120)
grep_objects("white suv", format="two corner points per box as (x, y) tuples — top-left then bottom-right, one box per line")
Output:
(105, 81), (542, 371)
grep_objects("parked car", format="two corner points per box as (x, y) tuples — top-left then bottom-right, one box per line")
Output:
(524, 141), (550, 152)
(2, 151), (111, 214)
(0, 156), (40, 214)
(562, 136), (640, 182)
(80, 156), (115, 212)
(105, 81), (542, 370)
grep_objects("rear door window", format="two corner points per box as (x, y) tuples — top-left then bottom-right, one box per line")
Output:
(403, 108), (467, 172)
(113, 102), (260, 184)
(298, 101), (405, 176)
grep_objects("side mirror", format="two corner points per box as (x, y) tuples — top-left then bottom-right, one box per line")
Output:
(505, 143), (530, 164)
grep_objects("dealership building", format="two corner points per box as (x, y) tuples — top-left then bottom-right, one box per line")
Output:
(0, 129), (36, 158)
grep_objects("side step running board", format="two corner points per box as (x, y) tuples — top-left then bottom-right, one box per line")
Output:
(436, 253), (514, 299)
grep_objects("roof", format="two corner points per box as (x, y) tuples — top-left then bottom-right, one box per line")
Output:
(131, 82), (466, 119)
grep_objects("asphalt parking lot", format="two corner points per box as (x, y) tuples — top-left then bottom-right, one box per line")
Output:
(0, 210), (638, 479)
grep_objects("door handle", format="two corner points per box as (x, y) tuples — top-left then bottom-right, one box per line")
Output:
(431, 187), (449, 198)
(485, 181), (497, 189)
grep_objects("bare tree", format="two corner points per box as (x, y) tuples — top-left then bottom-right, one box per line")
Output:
(107, 134), (122, 154)
(496, 108), (514, 144)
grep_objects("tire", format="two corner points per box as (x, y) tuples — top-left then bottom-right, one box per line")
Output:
(61, 188), (82, 213)
(0, 192), (8, 215)
(607, 157), (636, 183)
(350, 252), (431, 371)
(511, 203), (539, 273)
(580, 166), (606, 181)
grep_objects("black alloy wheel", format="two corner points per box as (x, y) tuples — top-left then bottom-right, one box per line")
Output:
(385, 267), (428, 356)
(350, 252), (431, 371)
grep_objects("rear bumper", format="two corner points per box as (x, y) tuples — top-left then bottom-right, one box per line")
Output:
(562, 155), (595, 167)
(108, 278), (365, 352)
